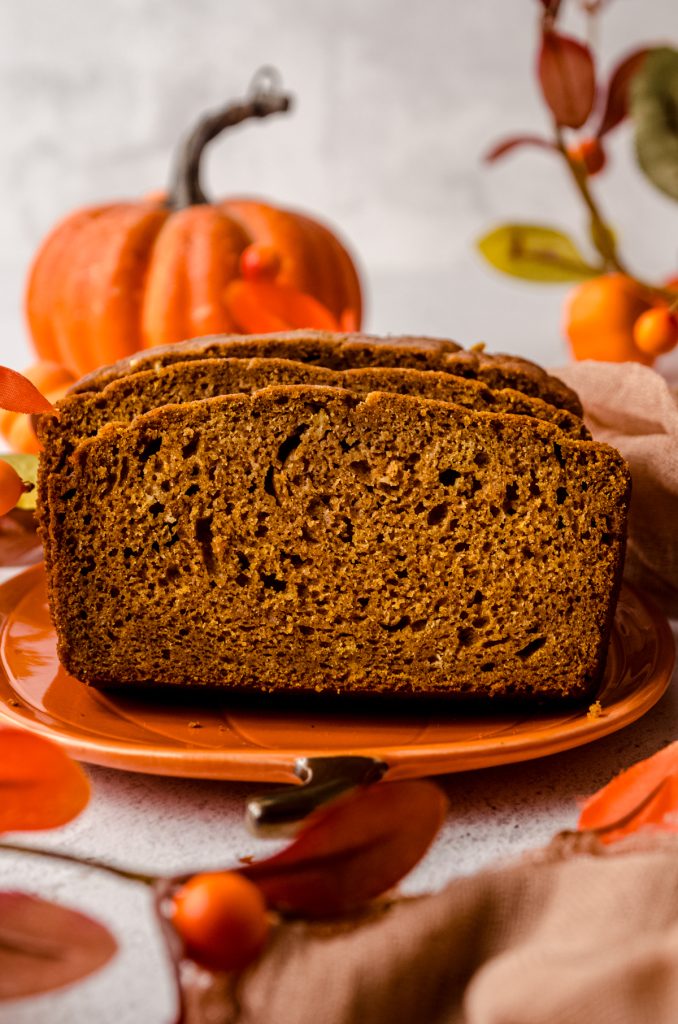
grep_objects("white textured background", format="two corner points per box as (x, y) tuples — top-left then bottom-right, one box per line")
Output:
(1, 3), (678, 1022)
(0, 0), (677, 372)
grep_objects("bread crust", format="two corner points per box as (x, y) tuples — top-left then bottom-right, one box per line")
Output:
(69, 331), (583, 417)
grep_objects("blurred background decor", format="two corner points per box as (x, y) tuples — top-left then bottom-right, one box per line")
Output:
(25, 68), (362, 379)
(1, 1), (676, 375)
(478, 0), (678, 367)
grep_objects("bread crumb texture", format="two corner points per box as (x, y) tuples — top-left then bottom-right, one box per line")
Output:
(45, 384), (630, 700)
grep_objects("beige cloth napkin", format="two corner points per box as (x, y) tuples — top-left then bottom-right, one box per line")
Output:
(557, 361), (678, 614)
(184, 832), (678, 1024)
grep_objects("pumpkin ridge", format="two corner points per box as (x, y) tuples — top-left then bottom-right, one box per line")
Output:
(54, 205), (168, 374)
(184, 206), (250, 337)
(26, 205), (117, 365)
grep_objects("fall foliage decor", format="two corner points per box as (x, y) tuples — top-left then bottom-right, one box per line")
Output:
(0, 365), (52, 516)
(0, 361), (70, 456)
(25, 68), (362, 379)
(478, 0), (678, 366)
(579, 739), (678, 845)
(0, 727), (446, 1013)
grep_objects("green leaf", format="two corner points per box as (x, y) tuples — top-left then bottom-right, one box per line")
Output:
(477, 225), (601, 283)
(631, 48), (678, 201)
(0, 454), (38, 511)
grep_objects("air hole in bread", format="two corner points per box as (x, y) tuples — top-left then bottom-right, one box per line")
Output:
(195, 515), (216, 575)
(427, 502), (448, 526)
(277, 424), (309, 466)
(380, 615), (410, 633)
(139, 436), (162, 462)
(261, 572), (286, 592)
(349, 459), (371, 482)
(503, 482), (519, 515)
(517, 636), (546, 659)
(439, 468), (460, 486)
(338, 517), (354, 543)
(264, 466), (277, 501)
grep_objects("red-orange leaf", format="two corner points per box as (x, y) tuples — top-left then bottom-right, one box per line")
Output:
(579, 741), (678, 843)
(0, 462), (25, 517)
(0, 892), (116, 999)
(240, 781), (447, 917)
(0, 366), (53, 415)
(538, 30), (596, 129)
(0, 728), (90, 833)
(225, 280), (340, 333)
(596, 48), (651, 137)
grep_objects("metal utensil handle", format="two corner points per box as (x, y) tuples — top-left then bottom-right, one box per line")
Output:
(247, 755), (388, 836)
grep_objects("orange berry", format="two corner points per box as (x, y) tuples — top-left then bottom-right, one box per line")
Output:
(633, 307), (678, 357)
(171, 871), (270, 972)
(567, 137), (606, 176)
(0, 461), (26, 517)
(563, 274), (655, 365)
(240, 244), (281, 282)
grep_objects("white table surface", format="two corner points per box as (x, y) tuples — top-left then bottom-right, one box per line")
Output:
(1, 557), (677, 1024)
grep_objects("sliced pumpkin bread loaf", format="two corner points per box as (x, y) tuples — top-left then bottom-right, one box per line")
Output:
(70, 330), (583, 416)
(46, 386), (629, 699)
(36, 357), (589, 596)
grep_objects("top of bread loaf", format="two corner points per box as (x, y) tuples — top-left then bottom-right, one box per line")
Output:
(70, 330), (583, 417)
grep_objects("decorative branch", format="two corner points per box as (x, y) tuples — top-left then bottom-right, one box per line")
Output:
(0, 841), (156, 886)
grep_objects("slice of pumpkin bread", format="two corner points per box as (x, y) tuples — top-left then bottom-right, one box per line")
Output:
(70, 331), (583, 416)
(36, 358), (588, 605)
(39, 356), (589, 485)
(47, 386), (629, 700)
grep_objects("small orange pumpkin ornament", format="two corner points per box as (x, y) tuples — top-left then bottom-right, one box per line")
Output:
(563, 273), (655, 365)
(25, 69), (362, 378)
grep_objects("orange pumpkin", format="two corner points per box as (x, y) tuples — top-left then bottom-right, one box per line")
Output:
(25, 72), (363, 378)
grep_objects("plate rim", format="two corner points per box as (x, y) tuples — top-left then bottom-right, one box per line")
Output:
(0, 564), (674, 781)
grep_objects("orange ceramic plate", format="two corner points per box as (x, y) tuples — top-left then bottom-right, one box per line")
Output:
(0, 565), (673, 783)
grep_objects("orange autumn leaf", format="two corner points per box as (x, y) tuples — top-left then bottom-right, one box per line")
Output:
(225, 279), (340, 333)
(0, 461), (26, 517)
(0, 363), (66, 456)
(241, 780), (447, 917)
(578, 740), (678, 843)
(0, 892), (116, 1000)
(0, 366), (53, 415)
(0, 728), (90, 833)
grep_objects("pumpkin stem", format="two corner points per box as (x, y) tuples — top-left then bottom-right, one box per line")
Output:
(168, 67), (292, 210)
